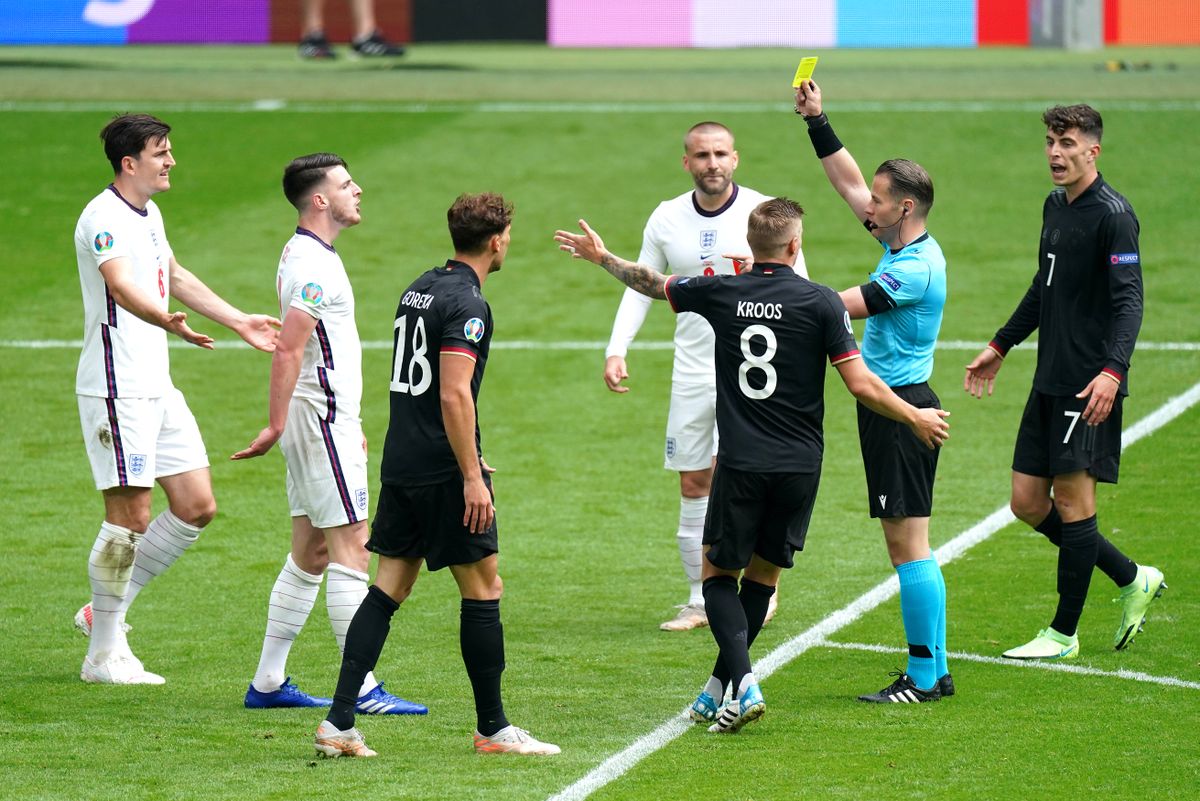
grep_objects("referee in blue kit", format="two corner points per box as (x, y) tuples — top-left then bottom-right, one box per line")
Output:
(796, 79), (952, 704)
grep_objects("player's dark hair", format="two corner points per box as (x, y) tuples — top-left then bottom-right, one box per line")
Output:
(747, 197), (804, 256)
(1043, 104), (1103, 142)
(875, 159), (934, 217)
(684, 121), (734, 152)
(448, 193), (514, 253)
(282, 153), (347, 211)
(100, 114), (171, 175)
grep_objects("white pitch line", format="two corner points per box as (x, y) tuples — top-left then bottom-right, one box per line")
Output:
(820, 640), (1200, 691)
(2, 100), (1199, 114)
(545, 379), (1200, 801)
(2, 339), (1198, 353)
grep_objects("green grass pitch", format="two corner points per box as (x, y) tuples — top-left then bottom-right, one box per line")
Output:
(1, 44), (1198, 801)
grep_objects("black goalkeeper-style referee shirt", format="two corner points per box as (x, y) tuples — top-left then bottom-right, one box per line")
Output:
(380, 260), (492, 486)
(990, 173), (1143, 396)
(664, 262), (860, 473)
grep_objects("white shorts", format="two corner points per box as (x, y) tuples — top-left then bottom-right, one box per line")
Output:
(664, 381), (718, 472)
(279, 398), (369, 529)
(78, 389), (209, 490)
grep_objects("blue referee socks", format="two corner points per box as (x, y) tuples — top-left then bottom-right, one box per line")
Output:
(896, 558), (944, 691)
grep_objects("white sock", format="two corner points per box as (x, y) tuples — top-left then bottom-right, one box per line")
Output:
(326, 562), (378, 697)
(252, 554), (323, 693)
(87, 522), (141, 661)
(678, 495), (708, 606)
(737, 672), (758, 701)
(703, 676), (724, 701)
(118, 509), (201, 618)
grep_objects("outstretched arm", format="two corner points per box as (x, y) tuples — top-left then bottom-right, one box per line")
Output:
(555, 220), (668, 300)
(169, 257), (281, 352)
(795, 80), (871, 222)
(100, 257), (214, 348)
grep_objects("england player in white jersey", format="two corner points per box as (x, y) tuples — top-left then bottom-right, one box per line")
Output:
(604, 122), (807, 631)
(73, 114), (280, 685)
(233, 154), (425, 716)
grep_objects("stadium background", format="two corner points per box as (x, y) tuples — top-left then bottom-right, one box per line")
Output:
(3, 0), (1200, 45)
(1, 3), (1197, 801)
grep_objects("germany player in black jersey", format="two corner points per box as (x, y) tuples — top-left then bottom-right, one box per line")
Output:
(314, 193), (560, 758)
(557, 198), (949, 733)
(965, 105), (1165, 662)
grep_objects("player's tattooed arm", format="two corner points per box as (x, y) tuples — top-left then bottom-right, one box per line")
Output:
(598, 252), (668, 299)
(555, 219), (668, 300)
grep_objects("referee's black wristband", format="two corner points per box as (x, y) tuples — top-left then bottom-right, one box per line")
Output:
(805, 113), (844, 159)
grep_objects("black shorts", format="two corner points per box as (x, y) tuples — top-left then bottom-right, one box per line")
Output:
(1012, 388), (1122, 483)
(368, 473), (498, 571)
(703, 464), (820, 571)
(857, 383), (941, 519)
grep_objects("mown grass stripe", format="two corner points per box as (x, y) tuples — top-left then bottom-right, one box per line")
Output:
(822, 640), (1200, 691)
(545, 379), (1200, 801)
(2, 100), (1199, 114)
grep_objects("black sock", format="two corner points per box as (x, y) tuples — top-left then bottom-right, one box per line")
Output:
(711, 579), (775, 694)
(1034, 506), (1064, 545)
(327, 585), (399, 731)
(461, 598), (509, 737)
(1037, 505), (1137, 587)
(703, 575), (751, 695)
(1050, 516), (1100, 636)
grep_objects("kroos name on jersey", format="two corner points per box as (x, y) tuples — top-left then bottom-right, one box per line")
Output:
(736, 300), (784, 320)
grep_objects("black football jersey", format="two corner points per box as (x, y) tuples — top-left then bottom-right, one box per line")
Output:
(665, 262), (860, 472)
(992, 174), (1143, 396)
(380, 260), (492, 485)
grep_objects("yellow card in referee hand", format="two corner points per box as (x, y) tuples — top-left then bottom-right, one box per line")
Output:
(792, 56), (818, 88)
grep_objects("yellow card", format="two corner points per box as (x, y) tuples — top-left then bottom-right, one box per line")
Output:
(792, 56), (818, 88)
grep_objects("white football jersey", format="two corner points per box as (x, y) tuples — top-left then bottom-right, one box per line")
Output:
(75, 185), (174, 398)
(606, 184), (808, 383)
(276, 228), (363, 423)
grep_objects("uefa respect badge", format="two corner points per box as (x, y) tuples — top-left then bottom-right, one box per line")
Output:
(94, 232), (113, 253)
(463, 317), (485, 343)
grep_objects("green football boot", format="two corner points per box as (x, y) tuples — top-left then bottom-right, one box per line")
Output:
(1113, 565), (1167, 650)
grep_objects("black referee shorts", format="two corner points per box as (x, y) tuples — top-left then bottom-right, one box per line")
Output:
(703, 464), (820, 571)
(368, 473), (498, 571)
(857, 382), (941, 519)
(1012, 388), (1122, 483)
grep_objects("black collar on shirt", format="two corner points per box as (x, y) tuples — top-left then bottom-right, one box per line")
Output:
(440, 259), (482, 288)
(692, 183), (740, 218)
(889, 231), (930, 256)
(296, 226), (336, 252)
(1068, 173), (1105, 204)
(749, 261), (799, 276)
(107, 184), (148, 218)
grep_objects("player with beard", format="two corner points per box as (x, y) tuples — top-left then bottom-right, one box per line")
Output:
(604, 122), (805, 632)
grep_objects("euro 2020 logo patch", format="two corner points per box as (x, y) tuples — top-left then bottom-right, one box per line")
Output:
(300, 282), (324, 307)
(94, 232), (113, 253)
(464, 317), (485, 343)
